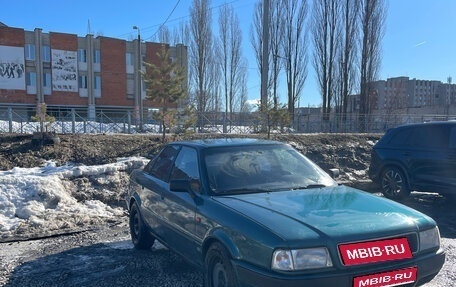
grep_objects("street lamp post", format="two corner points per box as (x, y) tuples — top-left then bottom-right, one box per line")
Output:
(133, 25), (143, 131)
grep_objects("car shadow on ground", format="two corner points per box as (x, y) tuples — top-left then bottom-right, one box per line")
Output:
(3, 241), (203, 287)
(401, 192), (456, 239)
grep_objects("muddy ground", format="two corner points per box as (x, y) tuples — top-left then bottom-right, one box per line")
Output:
(0, 133), (454, 286)
(0, 133), (379, 180)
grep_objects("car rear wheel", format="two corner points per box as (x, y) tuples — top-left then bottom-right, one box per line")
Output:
(381, 167), (410, 200)
(205, 243), (239, 287)
(129, 202), (155, 249)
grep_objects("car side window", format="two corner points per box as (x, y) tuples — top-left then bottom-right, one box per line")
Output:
(171, 147), (200, 181)
(143, 159), (156, 174)
(389, 128), (413, 146)
(148, 145), (180, 182)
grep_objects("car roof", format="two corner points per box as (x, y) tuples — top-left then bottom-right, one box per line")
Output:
(392, 121), (456, 130)
(168, 138), (283, 149)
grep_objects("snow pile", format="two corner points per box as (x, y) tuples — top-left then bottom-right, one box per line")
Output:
(0, 157), (149, 241)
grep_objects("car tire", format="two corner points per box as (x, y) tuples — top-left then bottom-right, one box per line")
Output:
(129, 202), (155, 250)
(380, 167), (410, 200)
(205, 242), (239, 287)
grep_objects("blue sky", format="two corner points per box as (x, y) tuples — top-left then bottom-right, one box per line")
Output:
(1, 0), (455, 107)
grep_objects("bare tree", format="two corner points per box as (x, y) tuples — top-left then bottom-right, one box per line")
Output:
(219, 3), (230, 130)
(281, 0), (309, 127)
(334, 0), (360, 126)
(189, 0), (215, 130)
(250, 1), (267, 97)
(237, 74), (250, 113)
(157, 26), (171, 44)
(269, 0), (284, 109)
(251, 0), (284, 109)
(251, 1), (293, 132)
(218, 4), (246, 132)
(172, 22), (191, 46)
(359, 0), (386, 131)
(312, 0), (342, 121)
(206, 55), (221, 113)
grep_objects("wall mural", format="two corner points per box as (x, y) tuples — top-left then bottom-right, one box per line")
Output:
(0, 45), (26, 90)
(51, 49), (78, 92)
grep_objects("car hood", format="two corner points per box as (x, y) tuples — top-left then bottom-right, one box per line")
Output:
(213, 185), (435, 243)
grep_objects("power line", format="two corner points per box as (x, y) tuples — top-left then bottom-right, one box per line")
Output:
(118, 0), (242, 40)
(146, 0), (181, 41)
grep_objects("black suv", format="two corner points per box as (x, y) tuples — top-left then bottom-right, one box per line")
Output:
(369, 121), (456, 199)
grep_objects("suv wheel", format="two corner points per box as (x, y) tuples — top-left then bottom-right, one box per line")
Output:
(381, 167), (410, 200)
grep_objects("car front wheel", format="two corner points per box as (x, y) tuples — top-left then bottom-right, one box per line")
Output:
(381, 167), (410, 200)
(129, 202), (155, 249)
(205, 243), (239, 287)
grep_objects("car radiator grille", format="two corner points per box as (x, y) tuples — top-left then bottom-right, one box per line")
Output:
(405, 232), (419, 253)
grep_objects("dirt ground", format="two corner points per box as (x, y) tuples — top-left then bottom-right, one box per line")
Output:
(0, 132), (454, 287)
(0, 133), (380, 183)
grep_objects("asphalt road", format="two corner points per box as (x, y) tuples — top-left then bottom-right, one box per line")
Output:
(1, 192), (455, 287)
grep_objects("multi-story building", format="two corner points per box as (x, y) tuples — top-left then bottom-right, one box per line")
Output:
(368, 77), (455, 111)
(0, 23), (188, 125)
(349, 77), (456, 115)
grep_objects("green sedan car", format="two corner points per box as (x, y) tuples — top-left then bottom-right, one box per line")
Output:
(126, 138), (444, 287)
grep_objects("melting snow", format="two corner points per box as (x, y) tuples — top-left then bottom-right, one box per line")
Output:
(0, 157), (148, 240)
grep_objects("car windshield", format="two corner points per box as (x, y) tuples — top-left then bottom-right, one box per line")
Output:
(204, 144), (336, 195)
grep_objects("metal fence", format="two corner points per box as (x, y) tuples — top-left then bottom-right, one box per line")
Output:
(295, 113), (456, 133)
(0, 107), (141, 134)
(1, 106), (455, 134)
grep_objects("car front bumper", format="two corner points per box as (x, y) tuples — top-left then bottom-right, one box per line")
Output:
(233, 248), (445, 287)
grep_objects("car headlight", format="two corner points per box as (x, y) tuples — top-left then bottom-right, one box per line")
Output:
(272, 247), (333, 271)
(419, 227), (441, 251)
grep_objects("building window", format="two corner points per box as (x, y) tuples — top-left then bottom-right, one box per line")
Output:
(43, 72), (51, 95)
(94, 76), (101, 89)
(78, 49), (87, 63)
(26, 72), (36, 86)
(126, 53), (135, 74)
(94, 50), (101, 63)
(127, 78), (134, 95)
(42, 46), (51, 62)
(126, 53), (133, 66)
(25, 44), (35, 60)
(79, 75), (88, 88)
(43, 72), (51, 87)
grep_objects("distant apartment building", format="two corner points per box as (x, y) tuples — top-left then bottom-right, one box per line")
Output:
(349, 77), (456, 115)
(0, 23), (188, 123)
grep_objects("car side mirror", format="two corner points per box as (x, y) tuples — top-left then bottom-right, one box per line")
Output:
(170, 179), (201, 197)
(329, 168), (340, 179)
